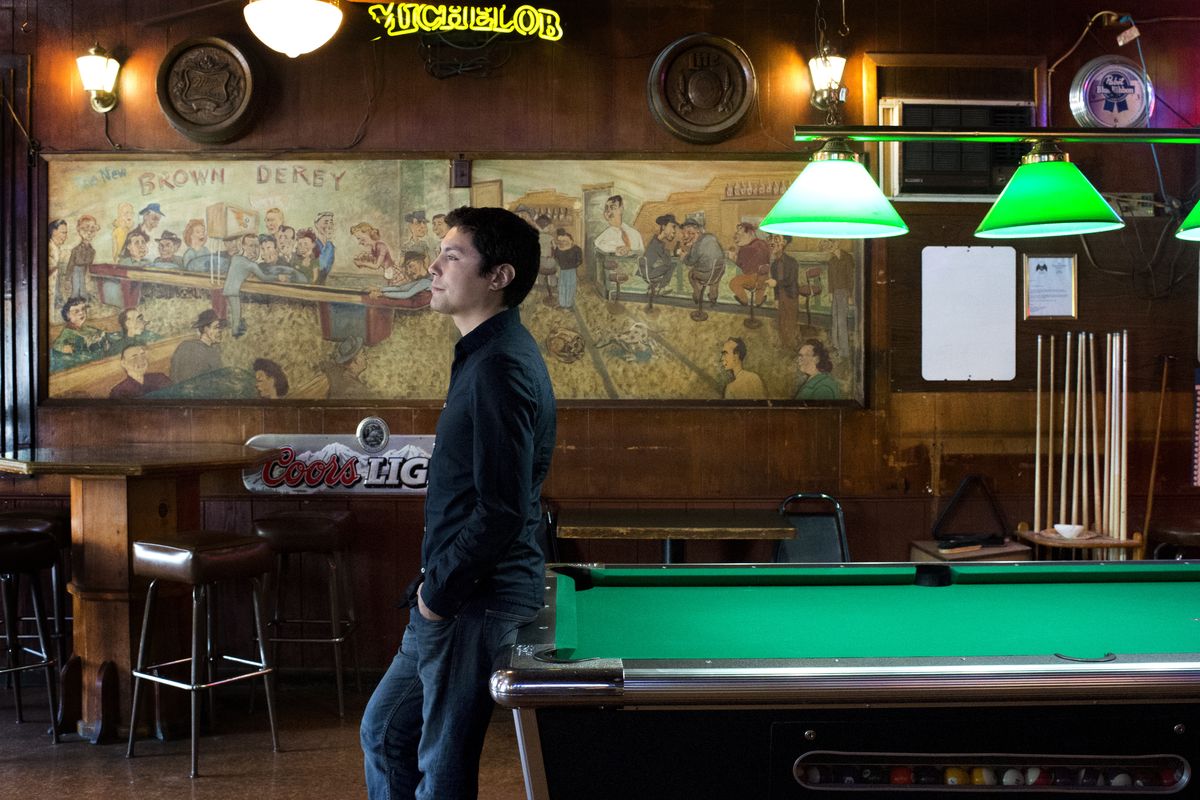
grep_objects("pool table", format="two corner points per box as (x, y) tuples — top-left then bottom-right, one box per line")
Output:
(490, 562), (1200, 798)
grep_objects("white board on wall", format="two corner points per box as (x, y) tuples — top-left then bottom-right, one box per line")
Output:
(921, 246), (1016, 381)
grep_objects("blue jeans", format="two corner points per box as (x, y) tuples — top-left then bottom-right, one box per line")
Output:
(360, 595), (536, 800)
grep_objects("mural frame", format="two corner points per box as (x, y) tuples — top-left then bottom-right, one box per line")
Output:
(42, 153), (866, 407)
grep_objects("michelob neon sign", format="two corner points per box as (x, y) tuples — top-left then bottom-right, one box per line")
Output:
(366, 4), (563, 42)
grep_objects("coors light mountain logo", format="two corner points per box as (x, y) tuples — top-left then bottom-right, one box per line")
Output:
(243, 435), (433, 495)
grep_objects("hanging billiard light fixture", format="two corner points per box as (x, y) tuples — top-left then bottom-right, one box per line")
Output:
(760, 139), (909, 239)
(1174, 201), (1200, 241)
(975, 140), (1124, 239)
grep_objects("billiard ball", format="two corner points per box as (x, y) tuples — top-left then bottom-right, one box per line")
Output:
(944, 767), (969, 785)
(1026, 767), (1052, 786)
(1052, 767), (1076, 786)
(970, 767), (997, 785)
(800, 765), (831, 785)
(858, 766), (886, 784)
(1001, 768), (1024, 786)
(913, 766), (942, 785)
(1133, 769), (1160, 787)
(1105, 770), (1132, 787)
(832, 766), (856, 784)
(1077, 768), (1101, 786)
(1161, 766), (1182, 786)
(889, 766), (913, 785)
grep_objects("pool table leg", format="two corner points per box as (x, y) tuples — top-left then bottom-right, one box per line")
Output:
(512, 708), (549, 800)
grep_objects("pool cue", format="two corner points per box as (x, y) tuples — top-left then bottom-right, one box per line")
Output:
(1141, 355), (1172, 542)
(1079, 333), (1090, 533)
(1102, 333), (1114, 536)
(1059, 332), (1073, 524)
(1034, 335), (1043, 534)
(1089, 334), (1102, 533)
(1120, 330), (1130, 550)
(1045, 335), (1056, 531)
(1071, 332), (1083, 525)
(1106, 333), (1118, 540)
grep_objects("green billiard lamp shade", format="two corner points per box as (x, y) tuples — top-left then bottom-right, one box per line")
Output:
(760, 140), (908, 239)
(1175, 201), (1200, 241)
(975, 143), (1124, 239)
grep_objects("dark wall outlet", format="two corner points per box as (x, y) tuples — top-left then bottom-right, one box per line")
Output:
(451, 159), (471, 188)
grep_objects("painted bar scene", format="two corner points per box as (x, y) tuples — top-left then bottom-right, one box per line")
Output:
(47, 158), (863, 403)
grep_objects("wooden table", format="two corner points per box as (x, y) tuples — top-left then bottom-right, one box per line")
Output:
(908, 539), (1032, 562)
(1014, 527), (1145, 560)
(555, 508), (794, 563)
(0, 444), (274, 743)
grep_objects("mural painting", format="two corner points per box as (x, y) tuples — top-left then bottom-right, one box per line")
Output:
(46, 158), (864, 403)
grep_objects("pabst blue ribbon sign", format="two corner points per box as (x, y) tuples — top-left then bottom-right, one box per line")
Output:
(244, 421), (433, 494)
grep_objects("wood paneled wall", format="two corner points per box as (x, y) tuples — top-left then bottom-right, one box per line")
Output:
(3, 0), (1199, 668)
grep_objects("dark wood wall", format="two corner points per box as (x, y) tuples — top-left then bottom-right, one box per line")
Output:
(3, 1), (1200, 669)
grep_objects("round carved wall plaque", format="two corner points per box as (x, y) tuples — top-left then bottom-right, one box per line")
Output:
(647, 34), (757, 144)
(156, 37), (258, 144)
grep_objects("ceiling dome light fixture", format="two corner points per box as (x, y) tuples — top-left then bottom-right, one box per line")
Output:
(975, 140), (1124, 239)
(244, 0), (343, 59)
(760, 139), (909, 239)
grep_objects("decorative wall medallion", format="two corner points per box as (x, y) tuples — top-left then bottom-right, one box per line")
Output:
(156, 37), (258, 143)
(647, 33), (757, 144)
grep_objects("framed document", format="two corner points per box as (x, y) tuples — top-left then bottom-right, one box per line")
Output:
(1023, 254), (1077, 319)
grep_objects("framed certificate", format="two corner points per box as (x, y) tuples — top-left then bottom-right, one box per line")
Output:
(1023, 254), (1077, 319)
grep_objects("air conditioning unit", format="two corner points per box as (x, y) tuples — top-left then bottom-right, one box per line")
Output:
(878, 98), (1035, 201)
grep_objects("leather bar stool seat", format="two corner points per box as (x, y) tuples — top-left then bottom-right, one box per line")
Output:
(127, 532), (278, 778)
(0, 510), (70, 667)
(252, 510), (359, 718)
(0, 527), (59, 742)
(1150, 523), (1200, 560)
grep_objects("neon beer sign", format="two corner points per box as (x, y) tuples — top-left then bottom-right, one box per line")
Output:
(366, 3), (563, 41)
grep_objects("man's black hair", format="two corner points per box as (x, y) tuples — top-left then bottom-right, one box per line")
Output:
(445, 206), (539, 308)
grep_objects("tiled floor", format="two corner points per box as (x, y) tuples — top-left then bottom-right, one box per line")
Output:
(0, 677), (528, 800)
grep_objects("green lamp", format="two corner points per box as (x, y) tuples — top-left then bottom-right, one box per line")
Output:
(975, 141), (1124, 239)
(760, 139), (908, 239)
(1175, 201), (1200, 241)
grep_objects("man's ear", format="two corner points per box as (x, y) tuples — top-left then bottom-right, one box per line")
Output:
(489, 263), (515, 291)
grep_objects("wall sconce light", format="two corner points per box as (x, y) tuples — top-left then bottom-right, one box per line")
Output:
(244, 0), (344, 59)
(808, 49), (846, 113)
(76, 44), (120, 113)
(975, 140), (1124, 238)
(760, 139), (908, 239)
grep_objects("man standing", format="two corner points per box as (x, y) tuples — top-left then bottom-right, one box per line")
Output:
(223, 233), (277, 337)
(767, 233), (800, 350)
(361, 206), (556, 800)
(314, 211), (336, 285)
(66, 214), (98, 302)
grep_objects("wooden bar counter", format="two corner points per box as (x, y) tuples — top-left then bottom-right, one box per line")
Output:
(0, 444), (274, 743)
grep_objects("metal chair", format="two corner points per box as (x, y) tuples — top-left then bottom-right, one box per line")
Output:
(127, 532), (279, 778)
(0, 526), (59, 743)
(775, 493), (849, 563)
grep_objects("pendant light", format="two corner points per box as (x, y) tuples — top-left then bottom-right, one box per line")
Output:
(1175, 201), (1200, 241)
(760, 139), (909, 239)
(244, 0), (343, 58)
(975, 140), (1124, 239)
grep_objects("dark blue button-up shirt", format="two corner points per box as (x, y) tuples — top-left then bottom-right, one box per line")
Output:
(421, 306), (556, 617)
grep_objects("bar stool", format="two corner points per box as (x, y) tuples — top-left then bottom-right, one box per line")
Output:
(127, 532), (278, 778)
(1150, 523), (1200, 559)
(253, 510), (359, 718)
(0, 526), (59, 743)
(0, 510), (71, 667)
